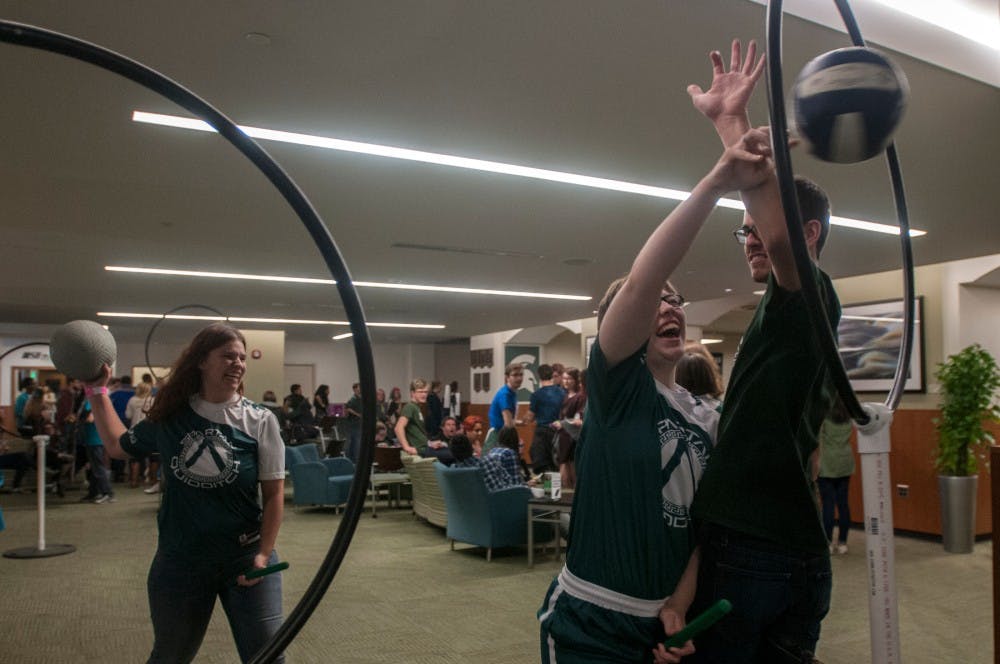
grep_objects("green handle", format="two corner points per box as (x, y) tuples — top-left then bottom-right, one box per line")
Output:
(244, 561), (289, 580)
(662, 599), (732, 649)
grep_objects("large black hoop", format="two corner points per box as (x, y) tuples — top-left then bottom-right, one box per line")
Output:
(763, 0), (917, 422)
(0, 20), (377, 663)
(143, 304), (229, 383)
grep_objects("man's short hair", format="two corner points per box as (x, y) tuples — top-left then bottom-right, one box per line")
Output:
(290, 384), (301, 393)
(498, 426), (520, 451)
(504, 363), (524, 377)
(450, 434), (473, 461)
(538, 364), (554, 381)
(795, 176), (831, 255)
(441, 416), (457, 428)
(19, 377), (35, 391)
(352, 382), (360, 390)
(120, 376), (132, 386)
(410, 378), (428, 392)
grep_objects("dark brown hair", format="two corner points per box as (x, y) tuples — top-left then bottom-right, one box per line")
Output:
(146, 324), (246, 422)
(498, 426), (520, 451)
(675, 351), (723, 399)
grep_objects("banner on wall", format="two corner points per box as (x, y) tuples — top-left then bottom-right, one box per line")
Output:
(504, 345), (539, 402)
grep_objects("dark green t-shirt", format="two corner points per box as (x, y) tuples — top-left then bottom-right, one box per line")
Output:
(566, 341), (718, 600)
(121, 396), (284, 562)
(692, 265), (839, 555)
(400, 401), (428, 452)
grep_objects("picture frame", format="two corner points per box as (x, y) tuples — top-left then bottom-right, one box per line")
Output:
(838, 297), (925, 393)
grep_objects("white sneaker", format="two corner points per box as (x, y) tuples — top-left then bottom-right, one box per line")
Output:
(143, 482), (160, 494)
(836, 543), (848, 555)
(93, 494), (110, 504)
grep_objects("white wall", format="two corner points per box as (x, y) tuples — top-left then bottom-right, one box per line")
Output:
(1, 341), (54, 407)
(545, 329), (584, 370)
(434, 340), (470, 396)
(283, 340), (435, 403)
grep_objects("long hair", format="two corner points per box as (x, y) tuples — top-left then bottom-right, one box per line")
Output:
(146, 324), (246, 422)
(675, 351), (723, 399)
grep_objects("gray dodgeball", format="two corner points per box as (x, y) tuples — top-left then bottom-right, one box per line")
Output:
(50, 320), (117, 381)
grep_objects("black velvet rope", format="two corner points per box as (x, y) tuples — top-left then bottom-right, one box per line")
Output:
(763, 0), (917, 422)
(0, 20), (377, 663)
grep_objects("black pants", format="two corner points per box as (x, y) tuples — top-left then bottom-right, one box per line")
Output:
(530, 426), (558, 474)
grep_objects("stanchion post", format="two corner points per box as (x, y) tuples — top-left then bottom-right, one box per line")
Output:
(34, 435), (47, 550)
(2, 435), (75, 559)
(856, 403), (901, 664)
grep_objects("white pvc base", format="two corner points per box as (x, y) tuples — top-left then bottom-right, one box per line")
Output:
(856, 403), (901, 664)
(2, 435), (75, 560)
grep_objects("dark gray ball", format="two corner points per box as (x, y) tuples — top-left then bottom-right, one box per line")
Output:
(50, 320), (117, 381)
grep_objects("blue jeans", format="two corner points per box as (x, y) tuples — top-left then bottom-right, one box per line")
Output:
(85, 444), (112, 497)
(817, 476), (851, 544)
(346, 422), (361, 463)
(146, 549), (284, 663)
(690, 525), (831, 664)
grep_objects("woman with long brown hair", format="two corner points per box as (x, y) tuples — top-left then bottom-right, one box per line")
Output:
(85, 323), (286, 663)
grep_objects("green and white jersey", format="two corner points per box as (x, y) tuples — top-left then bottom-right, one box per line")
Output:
(121, 395), (284, 561)
(565, 341), (718, 602)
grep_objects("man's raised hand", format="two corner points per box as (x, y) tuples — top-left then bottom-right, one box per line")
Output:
(687, 39), (766, 146)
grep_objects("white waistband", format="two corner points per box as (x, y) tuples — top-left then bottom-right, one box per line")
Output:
(557, 566), (667, 618)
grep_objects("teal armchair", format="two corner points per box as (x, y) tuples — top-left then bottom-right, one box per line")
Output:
(434, 462), (533, 561)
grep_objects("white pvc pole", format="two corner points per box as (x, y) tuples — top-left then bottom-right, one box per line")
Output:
(32, 435), (49, 551)
(855, 403), (901, 664)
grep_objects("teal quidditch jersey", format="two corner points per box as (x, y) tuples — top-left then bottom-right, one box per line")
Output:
(565, 341), (717, 601)
(693, 265), (840, 555)
(121, 395), (284, 561)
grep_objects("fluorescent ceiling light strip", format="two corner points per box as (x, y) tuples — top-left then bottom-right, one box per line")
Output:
(332, 333), (354, 340)
(872, 0), (1000, 50)
(132, 111), (924, 238)
(105, 265), (591, 301)
(699, 338), (723, 345)
(96, 312), (444, 329)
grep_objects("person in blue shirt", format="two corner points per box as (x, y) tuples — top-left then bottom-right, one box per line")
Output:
(14, 377), (36, 434)
(527, 364), (567, 474)
(484, 363), (524, 452)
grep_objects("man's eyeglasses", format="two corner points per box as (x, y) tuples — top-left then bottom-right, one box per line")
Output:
(660, 293), (685, 308)
(732, 224), (761, 245)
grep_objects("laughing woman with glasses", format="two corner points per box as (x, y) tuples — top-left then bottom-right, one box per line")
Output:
(537, 120), (776, 662)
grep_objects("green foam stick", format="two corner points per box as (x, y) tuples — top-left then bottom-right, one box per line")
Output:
(244, 561), (289, 580)
(662, 599), (733, 649)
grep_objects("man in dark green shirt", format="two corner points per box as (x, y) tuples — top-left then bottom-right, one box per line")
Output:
(686, 40), (839, 663)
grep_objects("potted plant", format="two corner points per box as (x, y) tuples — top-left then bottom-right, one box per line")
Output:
(933, 344), (1000, 553)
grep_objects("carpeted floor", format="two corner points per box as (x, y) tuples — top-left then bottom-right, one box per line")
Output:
(0, 484), (992, 663)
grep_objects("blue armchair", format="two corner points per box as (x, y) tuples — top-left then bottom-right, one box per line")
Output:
(285, 442), (321, 470)
(289, 456), (354, 509)
(434, 463), (533, 561)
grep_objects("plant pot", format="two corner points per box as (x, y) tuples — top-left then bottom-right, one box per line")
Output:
(938, 474), (978, 553)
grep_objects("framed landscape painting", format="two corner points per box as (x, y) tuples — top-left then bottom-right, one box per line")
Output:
(837, 297), (924, 393)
